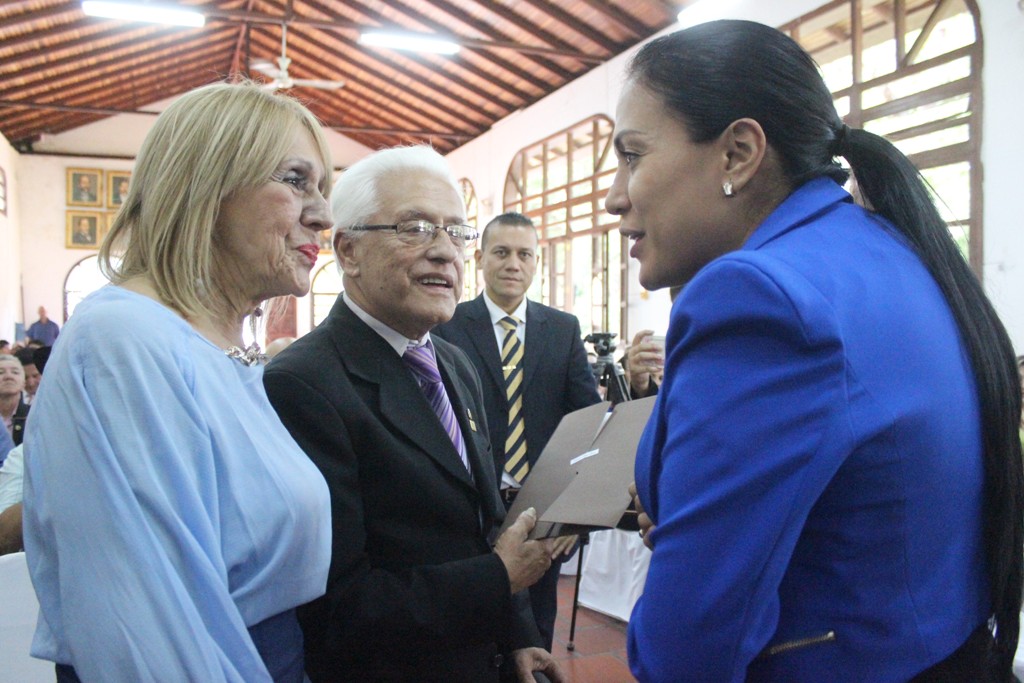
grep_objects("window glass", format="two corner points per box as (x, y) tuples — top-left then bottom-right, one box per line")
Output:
(503, 115), (622, 337)
(785, 0), (981, 266)
(64, 255), (113, 320)
(310, 261), (343, 327)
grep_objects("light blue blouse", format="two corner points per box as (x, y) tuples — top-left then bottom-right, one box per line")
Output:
(23, 286), (331, 682)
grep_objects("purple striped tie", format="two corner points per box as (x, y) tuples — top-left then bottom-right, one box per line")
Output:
(403, 341), (471, 475)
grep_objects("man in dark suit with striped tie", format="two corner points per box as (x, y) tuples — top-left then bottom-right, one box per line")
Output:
(435, 212), (602, 649)
(265, 148), (564, 683)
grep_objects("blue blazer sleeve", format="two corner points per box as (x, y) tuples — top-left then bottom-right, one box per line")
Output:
(629, 256), (850, 682)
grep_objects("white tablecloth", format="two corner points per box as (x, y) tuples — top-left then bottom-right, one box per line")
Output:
(567, 529), (651, 622)
(0, 552), (50, 682)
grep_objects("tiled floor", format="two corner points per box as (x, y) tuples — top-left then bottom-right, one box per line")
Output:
(551, 575), (637, 683)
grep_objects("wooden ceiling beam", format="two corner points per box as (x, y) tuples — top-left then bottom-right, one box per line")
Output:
(0, 21), (183, 81)
(470, 0), (601, 60)
(307, 12), (540, 106)
(267, 22), (502, 130)
(573, 0), (654, 38)
(0, 25), (235, 100)
(227, 0), (260, 78)
(0, 3), (74, 32)
(0, 96), (472, 143)
(246, 28), (486, 139)
(0, 46), (232, 135)
(285, 10), (529, 112)
(515, 0), (621, 53)
(201, 5), (601, 63)
(1, 21), (137, 62)
(419, 0), (580, 81)
(243, 27), (486, 141)
(323, 124), (471, 142)
(311, 0), (563, 93)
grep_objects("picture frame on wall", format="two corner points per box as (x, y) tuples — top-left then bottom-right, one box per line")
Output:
(106, 170), (131, 208)
(66, 210), (103, 249)
(318, 228), (332, 253)
(66, 167), (103, 207)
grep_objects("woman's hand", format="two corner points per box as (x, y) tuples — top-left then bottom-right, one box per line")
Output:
(628, 482), (655, 550)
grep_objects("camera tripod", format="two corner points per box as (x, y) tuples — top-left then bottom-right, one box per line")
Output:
(564, 333), (633, 652)
(585, 332), (631, 406)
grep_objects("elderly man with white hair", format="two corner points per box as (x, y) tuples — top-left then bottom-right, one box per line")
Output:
(264, 145), (564, 683)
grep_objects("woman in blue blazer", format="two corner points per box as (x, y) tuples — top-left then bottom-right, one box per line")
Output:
(606, 20), (1023, 682)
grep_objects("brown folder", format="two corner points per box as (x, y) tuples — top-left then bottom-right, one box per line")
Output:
(498, 396), (657, 540)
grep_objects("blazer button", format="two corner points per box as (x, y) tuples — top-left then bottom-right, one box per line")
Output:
(491, 653), (505, 668)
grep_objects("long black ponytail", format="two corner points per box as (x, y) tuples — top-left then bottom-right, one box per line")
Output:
(844, 126), (1023, 676)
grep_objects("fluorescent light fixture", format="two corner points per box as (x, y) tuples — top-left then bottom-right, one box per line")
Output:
(82, 1), (205, 27)
(359, 31), (460, 55)
(676, 0), (740, 28)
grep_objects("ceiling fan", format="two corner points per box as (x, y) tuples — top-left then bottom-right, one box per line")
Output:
(251, 24), (345, 91)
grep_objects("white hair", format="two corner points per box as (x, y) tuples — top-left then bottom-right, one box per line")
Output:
(330, 145), (459, 245)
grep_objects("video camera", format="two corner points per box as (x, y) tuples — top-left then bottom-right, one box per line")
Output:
(584, 331), (629, 405)
(584, 332), (618, 359)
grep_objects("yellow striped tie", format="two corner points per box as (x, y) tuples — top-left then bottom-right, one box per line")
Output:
(499, 316), (528, 482)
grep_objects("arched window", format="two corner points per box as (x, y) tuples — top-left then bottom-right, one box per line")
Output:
(782, 0), (982, 271)
(310, 260), (343, 328)
(503, 115), (622, 338)
(458, 177), (481, 302)
(0, 166), (7, 216)
(63, 254), (112, 321)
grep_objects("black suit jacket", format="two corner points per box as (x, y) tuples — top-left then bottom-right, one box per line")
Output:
(434, 296), (602, 482)
(11, 398), (29, 446)
(264, 297), (538, 682)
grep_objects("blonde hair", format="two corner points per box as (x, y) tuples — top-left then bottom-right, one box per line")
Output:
(99, 81), (332, 320)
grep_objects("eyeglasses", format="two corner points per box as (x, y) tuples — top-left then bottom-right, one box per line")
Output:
(349, 219), (478, 248)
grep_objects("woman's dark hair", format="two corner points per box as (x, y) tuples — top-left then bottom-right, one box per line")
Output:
(630, 20), (1023, 675)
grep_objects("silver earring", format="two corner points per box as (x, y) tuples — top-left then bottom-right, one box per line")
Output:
(722, 180), (734, 197)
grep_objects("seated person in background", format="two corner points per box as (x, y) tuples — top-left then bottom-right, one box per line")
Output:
(624, 286), (681, 399)
(0, 347), (49, 554)
(0, 423), (14, 555)
(0, 458), (22, 554)
(0, 416), (12, 468)
(22, 81), (333, 682)
(0, 340), (11, 355)
(1018, 355), (1023, 441)
(264, 145), (563, 683)
(15, 347), (42, 405)
(0, 354), (28, 447)
(625, 331), (663, 400)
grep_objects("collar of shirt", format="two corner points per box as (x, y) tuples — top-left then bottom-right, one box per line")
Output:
(343, 292), (430, 356)
(482, 291), (527, 348)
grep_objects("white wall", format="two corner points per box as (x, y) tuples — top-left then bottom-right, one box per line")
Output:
(977, 0), (1024, 351)
(0, 135), (21, 342)
(446, 0), (1024, 351)
(16, 155), (135, 328)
